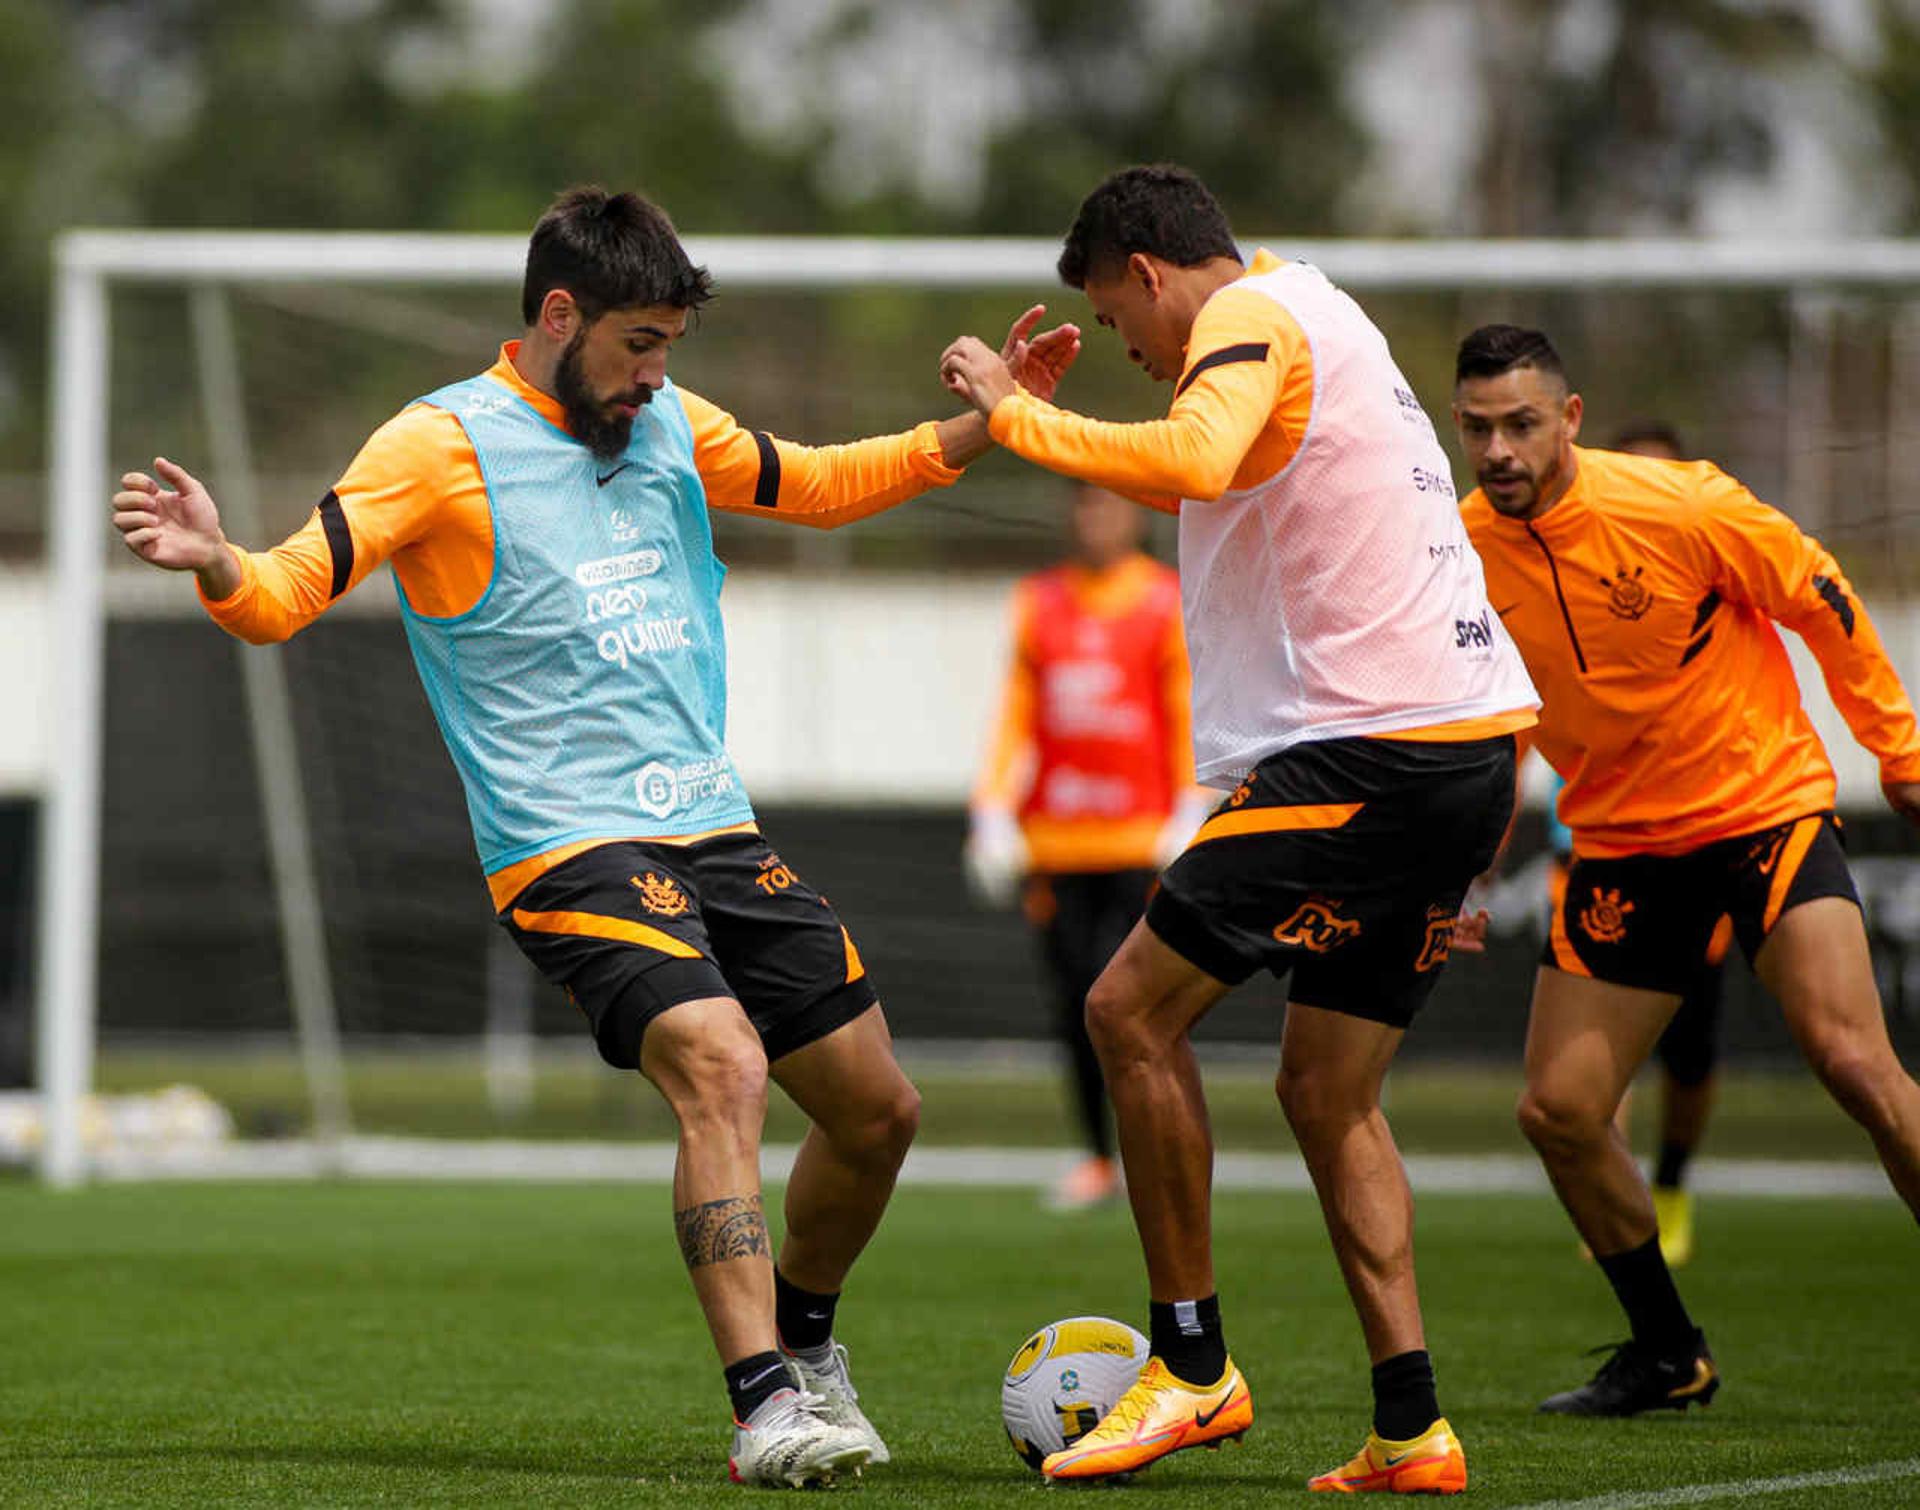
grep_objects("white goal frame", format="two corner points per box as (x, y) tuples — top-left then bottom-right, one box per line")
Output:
(42, 229), (1920, 1185)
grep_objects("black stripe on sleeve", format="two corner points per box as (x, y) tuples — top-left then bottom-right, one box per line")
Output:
(750, 431), (782, 509)
(1812, 574), (1856, 637)
(317, 490), (354, 600)
(1175, 342), (1272, 397)
(1679, 630), (1713, 667)
(1688, 590), (1721, 636)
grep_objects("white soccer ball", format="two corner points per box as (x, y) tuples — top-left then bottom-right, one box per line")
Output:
(1001, 1315), (1149, 1471)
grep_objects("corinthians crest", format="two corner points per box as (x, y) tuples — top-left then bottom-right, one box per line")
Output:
(631, 871), (691, 917)
(1600, 564), (1653, 620)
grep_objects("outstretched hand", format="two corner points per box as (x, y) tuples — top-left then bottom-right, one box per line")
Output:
(112, 457), (229, 574)
(999, 304), (1080, 403)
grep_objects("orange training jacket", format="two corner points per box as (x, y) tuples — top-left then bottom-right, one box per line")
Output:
(1461, 445), (1920, 857)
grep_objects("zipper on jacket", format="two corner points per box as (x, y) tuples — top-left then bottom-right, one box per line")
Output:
(1525, 522), (1588, 674)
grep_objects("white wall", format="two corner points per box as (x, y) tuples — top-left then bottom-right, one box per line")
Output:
(2, 564), (1917, 809)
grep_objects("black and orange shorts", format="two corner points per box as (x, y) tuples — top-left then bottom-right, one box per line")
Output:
(1146, 734), (1518, 1028)
(1544, 812), (1858, 993)
(499, 832), (877, 1069)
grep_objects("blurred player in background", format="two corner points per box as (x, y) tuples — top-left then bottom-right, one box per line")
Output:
(1454, 324), (1920, 1419)
(964, 482), (1210, 1211)
(942, 163), (1538, 1494)
(110, 185), (1080, 1488)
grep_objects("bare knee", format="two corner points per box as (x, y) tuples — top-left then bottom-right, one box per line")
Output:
(657, 1034), (770, 1135)
(1276, 1064), (1365, 1144)
(1083, 975), (1139, 1062)
(1517, 1086), (1611, 1160)
(834, 1079), (921, 1172)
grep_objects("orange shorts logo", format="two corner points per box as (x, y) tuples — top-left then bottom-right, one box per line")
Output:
(1578, 886), (1635, 944)
(1273, 898), (1361, 952)
(1415, 905), (1456, 972)
(631, 871), (691, 918)
(1601, 564), (1653, 620)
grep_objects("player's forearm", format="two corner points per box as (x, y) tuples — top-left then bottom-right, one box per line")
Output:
(745, 421), (969, 530)
(199, 538), (337, 645)
(1799, 605), (1920, 781)
(988, 393), (1243, 501)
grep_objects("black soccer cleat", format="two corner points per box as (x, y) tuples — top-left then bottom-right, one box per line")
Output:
(1538, 1332), (1719, 1416)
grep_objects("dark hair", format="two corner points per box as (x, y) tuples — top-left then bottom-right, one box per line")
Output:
(1454, 324), (1567, 386)
(1057, 164), (1241, 288)
(520, 186), (713, 326)
(1608, 419), (1687, 457)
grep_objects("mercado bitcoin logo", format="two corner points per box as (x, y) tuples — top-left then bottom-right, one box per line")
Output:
(1272, 899), (1361, 952)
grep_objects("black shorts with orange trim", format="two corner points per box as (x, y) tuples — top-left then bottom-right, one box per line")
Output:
(1544, 812), (1858, 994)
(1146, 734), (1517, 1028)
(499, 832), (877, 1069)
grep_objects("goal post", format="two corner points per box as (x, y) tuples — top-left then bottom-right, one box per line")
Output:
(40, 229), (1920, 1186)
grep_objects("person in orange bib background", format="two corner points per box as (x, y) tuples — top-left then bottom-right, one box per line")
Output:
(1454, 324), (1920, 1420)
(965, 483), (1211, 1212)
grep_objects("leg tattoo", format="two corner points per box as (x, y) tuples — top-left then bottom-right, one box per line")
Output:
(675, 1193), (770, 1268)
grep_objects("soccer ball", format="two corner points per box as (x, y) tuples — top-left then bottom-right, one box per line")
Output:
(1001, 1316), (1149, 1471)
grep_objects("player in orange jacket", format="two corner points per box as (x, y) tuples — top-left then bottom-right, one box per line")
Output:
(967, 483), (1211, 1210)
(1453, 324), (1920, 1418)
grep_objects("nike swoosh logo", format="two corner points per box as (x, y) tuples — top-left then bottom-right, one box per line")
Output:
(596, 462), (634, 487)
(1193, 1385), (1237, 1429)
(1383, 1448), (1421, 1467)
(1493, 602), (1520, 618)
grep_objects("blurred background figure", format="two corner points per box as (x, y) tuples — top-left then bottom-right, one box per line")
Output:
(964, 485), (1210, 1211)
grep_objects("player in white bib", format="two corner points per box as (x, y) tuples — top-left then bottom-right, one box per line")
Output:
(941, 164), (1537, 1494)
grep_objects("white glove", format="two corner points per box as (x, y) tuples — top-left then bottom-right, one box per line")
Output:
(1154, 792), (1218, 869)
(963, 809), (1027, 907)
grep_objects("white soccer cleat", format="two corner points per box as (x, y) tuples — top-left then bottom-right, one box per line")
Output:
(728, 1386), (872, 1488)
(781, 1341), (891, 1465)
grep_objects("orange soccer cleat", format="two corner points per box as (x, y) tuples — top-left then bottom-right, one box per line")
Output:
(1041, 1357), (1251, 1481)
(1308, 1416), (1467, 1494)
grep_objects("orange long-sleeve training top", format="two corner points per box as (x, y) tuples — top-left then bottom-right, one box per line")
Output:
(1462, 445), (1920, 858)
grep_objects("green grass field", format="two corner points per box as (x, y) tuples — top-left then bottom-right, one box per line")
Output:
(0, 1179), (1913, 1507)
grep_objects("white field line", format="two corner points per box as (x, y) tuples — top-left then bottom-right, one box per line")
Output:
(84, 1140), (1897, 1196)
(1509, 1454), (1920, 1509)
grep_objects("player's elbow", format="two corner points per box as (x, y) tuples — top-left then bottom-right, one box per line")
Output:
(1166, 457), (1237, 503)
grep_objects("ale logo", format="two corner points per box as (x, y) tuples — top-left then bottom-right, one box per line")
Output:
(1415, 905), (1456, 972)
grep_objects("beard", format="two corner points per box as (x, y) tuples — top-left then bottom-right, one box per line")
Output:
(555, 332), (650, 462)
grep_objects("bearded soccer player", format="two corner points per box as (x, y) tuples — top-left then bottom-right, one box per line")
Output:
(940, 164), (1538, 1494)
(1453, 324), (1920, 1418)
(110, 186), (1078, 1488)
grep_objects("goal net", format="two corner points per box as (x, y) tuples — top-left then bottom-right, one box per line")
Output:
(30, 232), (1920, 1183)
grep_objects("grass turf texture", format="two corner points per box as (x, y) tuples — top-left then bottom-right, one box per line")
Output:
(0, 1182), (1912, 1507)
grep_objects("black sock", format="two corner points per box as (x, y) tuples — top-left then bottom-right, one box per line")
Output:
(1148, 1295), (1227, 1386)
(725, 1349), (792, 1422)
(774, 1268), (839, 1354)
(1596, 1234), (1697, 1354)
(1371, 1349), (1440, 1440)
(1654, 1142), (1692, 1191)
